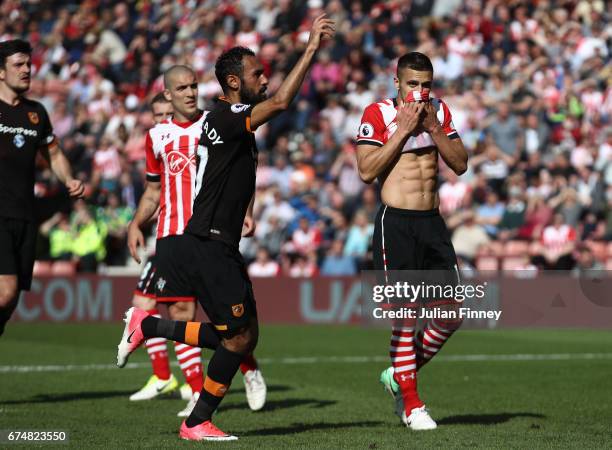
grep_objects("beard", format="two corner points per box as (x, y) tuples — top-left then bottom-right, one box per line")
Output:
(239, 81), (267, 105)
(11, 80), (30, 94)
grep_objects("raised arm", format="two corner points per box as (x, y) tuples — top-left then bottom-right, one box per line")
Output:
(250, 14), (335, 130)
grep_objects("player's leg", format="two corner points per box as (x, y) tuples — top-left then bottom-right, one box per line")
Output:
(0, 218), (35, 337)
(240, 351), (267, 411)
(168, 300), (205, 417)
(373, 207), (435, 430)
(129, 293), (177, 401)
(0, 275), (19, 337)
(179, 237), (259, 440)
(180, 318), (257, 441)
(415, 213), (464, 370)
(129, 255), (177, 400)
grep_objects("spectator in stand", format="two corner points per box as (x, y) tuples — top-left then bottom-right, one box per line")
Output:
(532, 213), (577, 270)
(439, 170), (472, 217)
(70, 200), (107, 273)
(343, 210), (373, 261)
(96, 192), (132, 265)
(91, 135), (122, 194)
(497, 186), (527, 241)
(571, 245), (604, 277)
(451, 210), (491, 265)
(4, 0), (608, 274)
(476, 190), (505, 237)
(485, 102), (521, 158)
(39, 213), (73, 261)
(288, 252), (318, 278)
(292, 217), (322, 256)
(518, 193), (554, 241)
(471, 145), (514, 194)
(248, 247), (280, 278)
(321, 240), (356, 276)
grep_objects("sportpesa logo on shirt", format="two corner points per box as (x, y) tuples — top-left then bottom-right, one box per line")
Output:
(0, 124), (38, 137)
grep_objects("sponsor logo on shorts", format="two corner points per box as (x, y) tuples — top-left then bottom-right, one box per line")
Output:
(28, 112), (39, 124)
(210, 228), (220, 235)
(231, 304), (244, 318)
(156, 277), (166, 293)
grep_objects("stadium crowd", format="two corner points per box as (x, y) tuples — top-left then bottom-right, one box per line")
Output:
(2, 0), (610, 275)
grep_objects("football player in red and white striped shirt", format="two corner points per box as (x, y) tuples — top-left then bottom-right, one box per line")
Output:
(356, 52), (468, 430)
(127, 67), (265, 416)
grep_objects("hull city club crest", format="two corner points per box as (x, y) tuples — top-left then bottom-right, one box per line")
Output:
(28, 112), (39, 124)
(231, 304), (244, 317)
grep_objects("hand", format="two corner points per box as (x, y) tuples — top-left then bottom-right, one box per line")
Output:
(395, 100), (425, 137)
(420, 102), (442, 134)
(242, 216), (256, 237)
(66, 179), (85, 198)
(127, 222), (145, 264)
(306, 14), (335, 51)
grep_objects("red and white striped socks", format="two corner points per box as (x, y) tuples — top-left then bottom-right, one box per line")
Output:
(390, 323), (424, 413)
(416, 318), (461, 369)
(174, 343), (204, 394)
(144, 309), (171, 380)
(240, 353), (258, 374)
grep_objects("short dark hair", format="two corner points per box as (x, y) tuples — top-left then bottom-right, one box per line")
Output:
(150, 91), (169, 107)
(215, 46), (255, 93)
(397, 52), (433, 75)
(0, 39), (32, 69)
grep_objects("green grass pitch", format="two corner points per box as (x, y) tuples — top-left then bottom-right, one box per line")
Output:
(1, 324), (611, 448)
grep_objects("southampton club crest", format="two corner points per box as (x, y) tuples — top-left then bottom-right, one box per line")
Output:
(156, 277), (166, 293)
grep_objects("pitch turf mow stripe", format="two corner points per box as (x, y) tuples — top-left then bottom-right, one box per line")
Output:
(1, 353), (612, 374)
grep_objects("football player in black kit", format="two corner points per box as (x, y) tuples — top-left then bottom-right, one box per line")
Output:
(0, 40), (84, 336)
(116, 15), (335, 441)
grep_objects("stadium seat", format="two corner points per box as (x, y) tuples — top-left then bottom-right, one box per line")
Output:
(51, 261), (77, 276)
(488, 241), (504, 256)
(501, 256), (526, 271)
(32, 260), (53, 276)
(504, 240), (530, 256)
(476, 256), (498, 272)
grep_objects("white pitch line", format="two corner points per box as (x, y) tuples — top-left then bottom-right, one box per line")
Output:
(1, 353), (612, 374)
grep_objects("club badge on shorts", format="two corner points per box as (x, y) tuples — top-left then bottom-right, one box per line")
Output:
(231, 304), (244, 318)
(28, 112), (39, 124)
(156, 277), (166, 293)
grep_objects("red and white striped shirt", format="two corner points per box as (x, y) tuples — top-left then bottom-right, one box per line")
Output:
(541, 224), (576, 253)
(356, 97), (459, 153)
(145, 112), (207, 239)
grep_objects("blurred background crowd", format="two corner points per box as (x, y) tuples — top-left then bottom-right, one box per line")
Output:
(2, 0), (610, 276)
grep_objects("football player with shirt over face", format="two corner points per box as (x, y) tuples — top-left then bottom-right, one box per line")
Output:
(355, 52), (468, 430)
